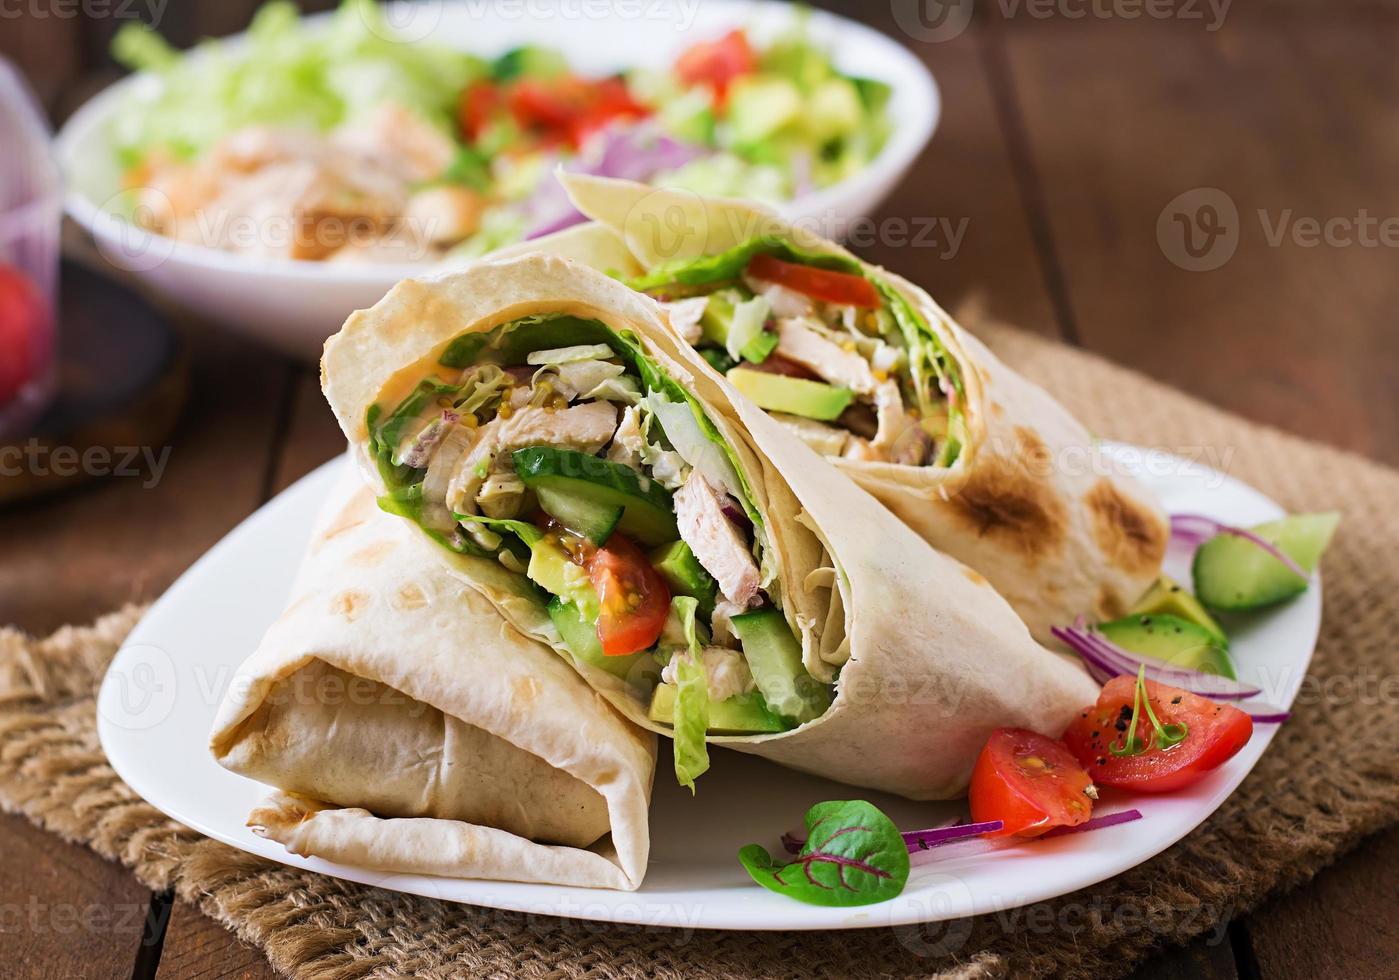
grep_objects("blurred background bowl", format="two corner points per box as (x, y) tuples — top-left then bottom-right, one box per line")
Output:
(54, 0), (937, 362)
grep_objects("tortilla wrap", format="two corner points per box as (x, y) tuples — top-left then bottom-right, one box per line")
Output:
(321, 253), (1097, 798)
(496, 175), (1168, 642)
(209, 481), (655, 889)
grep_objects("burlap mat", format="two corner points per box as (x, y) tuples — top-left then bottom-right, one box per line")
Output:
(3, 322), (1397, 979)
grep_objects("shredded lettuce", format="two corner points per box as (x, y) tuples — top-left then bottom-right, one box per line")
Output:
(110, 0), (482, 167)
(628, 237), (966, 467)
(640, 390), (744, 501)
(669, 596), (710, 792)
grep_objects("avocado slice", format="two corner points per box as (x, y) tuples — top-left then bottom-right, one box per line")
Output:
(548, 597), (655, 685)
(513, 446), (678, 546)
(728, 77), (803, 144)
(727, 368), (854, 422)
(1128, 575), (1228, 647)
(730, 608), (833, 724)
(527, 540), (598, 619)
(649, 682), (786, 734)
(805, 77), (864, 142)
(649, 540), (717, 614)
(1192, 512), (1339, 611)
(1097, 613), (1236, 679)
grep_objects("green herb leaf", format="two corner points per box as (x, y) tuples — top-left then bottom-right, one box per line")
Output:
(670, 596), (711, 792)
(738, 800), (910, 907)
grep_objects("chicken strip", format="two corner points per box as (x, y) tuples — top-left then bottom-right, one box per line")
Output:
(448, 401), (618, 514)
(775, 317), (876, 393)
(674, 471), (760, 607)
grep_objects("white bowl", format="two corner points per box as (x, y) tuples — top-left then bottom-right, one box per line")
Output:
(55, 0), (938, 362)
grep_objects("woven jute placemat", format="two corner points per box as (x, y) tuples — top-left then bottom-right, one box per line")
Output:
(3, 321), (1397, 979)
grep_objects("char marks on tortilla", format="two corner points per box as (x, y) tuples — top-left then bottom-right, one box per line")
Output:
(1084, 478), (1169, 578)
(945, 440), (1069, 563)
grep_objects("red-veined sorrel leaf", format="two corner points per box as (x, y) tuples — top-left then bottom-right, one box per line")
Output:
(738, 800), (910, 907)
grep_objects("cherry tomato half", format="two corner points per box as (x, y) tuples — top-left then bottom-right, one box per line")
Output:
(1063, 676), (1254, 793)
(587, 533), (671, 656)
(969, 728), (1096, 838)
(746, 254), (882, 309)
(675, 29), (756, 102)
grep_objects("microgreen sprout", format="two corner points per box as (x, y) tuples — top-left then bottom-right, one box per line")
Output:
(1110, 665), (1188, 757)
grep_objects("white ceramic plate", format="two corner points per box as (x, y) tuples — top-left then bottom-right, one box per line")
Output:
(97, 444), (1318, 930)
(55, 0), (938, 361)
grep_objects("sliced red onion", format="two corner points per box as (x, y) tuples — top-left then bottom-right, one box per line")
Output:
(522, 124), (708, 239)
(1170, 513), (1309, 579)
(902, 819), (1004, 852)
(398, 409), (459, 469)
(1050, 624), (1263, 700)
(1246, 711), (1290, 724)
(525, 208), (589, 240)
(720, 498), (752, 532)
(1041, 808), (1143, 839)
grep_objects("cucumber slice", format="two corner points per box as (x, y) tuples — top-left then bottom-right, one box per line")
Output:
(534, 485), (622, 546)
(648, 682), (786, 734)
(547, 597), (656, 685)
(730, 608), (833, 725)
(1192, 512), (1339, 611)
(513, 446), (678, 546)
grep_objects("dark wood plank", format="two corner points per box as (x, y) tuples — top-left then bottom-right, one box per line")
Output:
(269, 368), (348, 495)
(815, 3), (1063, 337)
(0, 317), (292, 635)
(1129, 932), (1239, 980)
(0, 14), (81, 112)
(996, 17), (1399, 464)
(0, 811), (152, 979)
(154, 900), (275, 980)
(997, 14), (1399, 978)
(1246, 825), (1399, 980)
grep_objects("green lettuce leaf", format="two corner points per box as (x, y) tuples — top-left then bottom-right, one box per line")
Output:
(110, 0), (482, 167)
(669, 596), (710, 791)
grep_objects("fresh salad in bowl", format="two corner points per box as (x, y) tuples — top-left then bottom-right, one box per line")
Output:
(108, 0), (893, 265)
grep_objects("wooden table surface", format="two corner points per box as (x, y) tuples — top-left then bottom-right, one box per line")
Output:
(3, 2), (1398, 977)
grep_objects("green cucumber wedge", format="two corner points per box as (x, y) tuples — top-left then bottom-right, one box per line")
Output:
(534, 486), (622, 546)
(649, 682), (786, 734)
(512, 446), (678, 546)
(547, 597), (655, 685)
(1192, 512), (1340, 611)
(730, 608), (832, 725)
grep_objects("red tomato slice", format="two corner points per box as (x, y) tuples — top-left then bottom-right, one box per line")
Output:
(587, 533), (671, 656)
(1063, 676), (1254, 793)
(675, 29), (755, 101)
(458, 81), (501, 141)
(746, 254), (882, 309)
(505, 76), (649, 151)
(0, 263), (46, 406)
(969, 728), (1096, 838)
